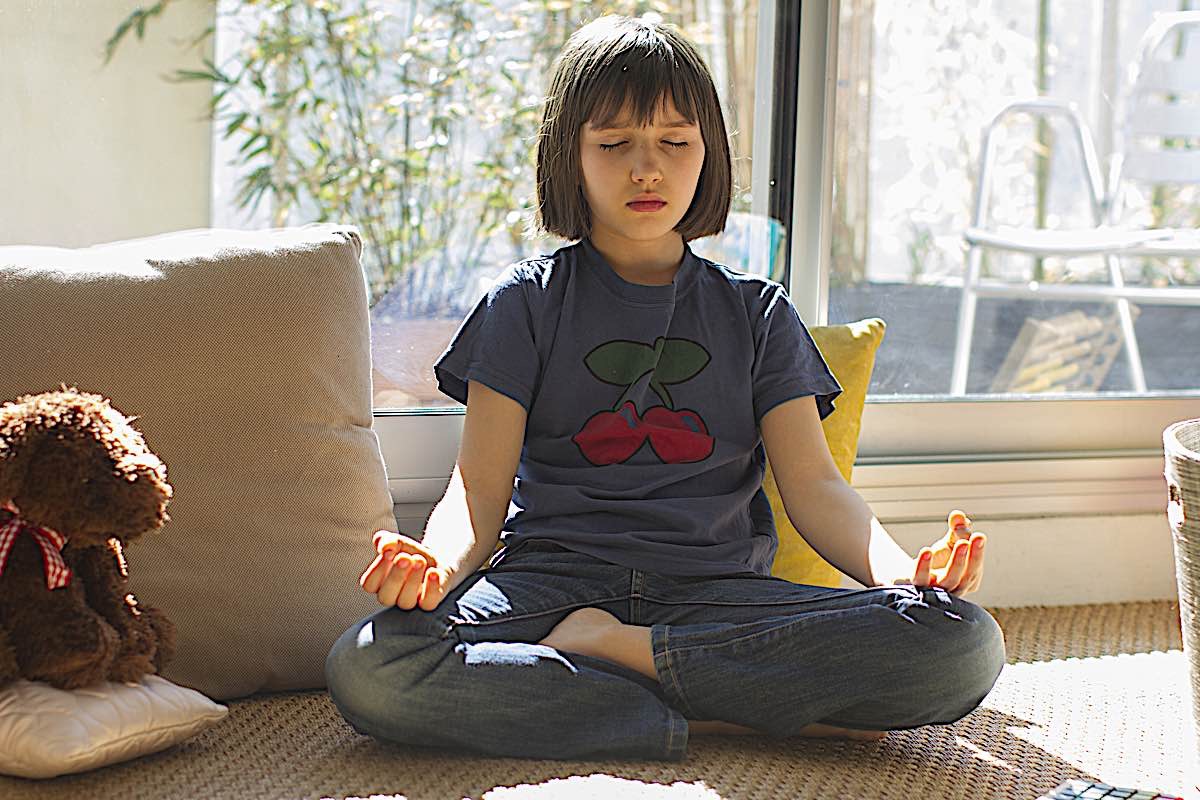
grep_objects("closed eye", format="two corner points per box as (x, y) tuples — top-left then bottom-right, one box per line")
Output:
(599, 141), (690, 151)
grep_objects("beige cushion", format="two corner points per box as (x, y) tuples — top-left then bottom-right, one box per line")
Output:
(0, 224), (395, 700)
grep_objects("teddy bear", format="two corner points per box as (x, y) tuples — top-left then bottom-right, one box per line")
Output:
(0, 387), (176, 691)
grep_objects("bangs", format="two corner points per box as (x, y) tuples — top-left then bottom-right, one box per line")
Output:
(582, 41), (705, 130)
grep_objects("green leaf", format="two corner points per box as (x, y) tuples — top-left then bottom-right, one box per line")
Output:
(201, 57), (234, 84)
(584, 341), (659, 386)
(224, 112), (249, 137)
(102, 1), (169, 65)
(187, 23), (216, 50)
(212, 86), (233, 107)
(168, 68), (223, 84)
(652, 339), (711, 384)
(243, 143), (271, 160)
(237, 131), (266, 154)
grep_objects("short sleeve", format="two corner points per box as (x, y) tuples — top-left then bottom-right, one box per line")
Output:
(433, 264), (540, 411)
(751, 284), (843, 424)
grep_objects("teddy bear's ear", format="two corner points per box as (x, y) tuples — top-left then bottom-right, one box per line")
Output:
(0, 399), (29, 505)
(112, 457), (173, 539)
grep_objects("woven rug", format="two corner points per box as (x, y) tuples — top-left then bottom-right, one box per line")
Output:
(1, 600), (1192, 800)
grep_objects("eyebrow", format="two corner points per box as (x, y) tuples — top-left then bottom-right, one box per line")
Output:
(589, 119), (697, 133)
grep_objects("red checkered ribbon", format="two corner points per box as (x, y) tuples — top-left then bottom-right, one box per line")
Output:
(0, 508), (72, 590)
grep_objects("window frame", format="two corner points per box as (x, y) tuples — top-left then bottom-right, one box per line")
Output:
(376, 0), (1197, 521)
(787, 0), (1197, 498)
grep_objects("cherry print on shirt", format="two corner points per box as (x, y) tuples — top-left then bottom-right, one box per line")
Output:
(641, 406), (712, 463)
(571, 336), (715, 465)
(573, 400), (648, 465)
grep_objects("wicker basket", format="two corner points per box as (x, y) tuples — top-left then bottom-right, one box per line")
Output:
(1164, 419), (1200, 793)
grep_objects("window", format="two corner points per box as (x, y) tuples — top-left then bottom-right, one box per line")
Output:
(16, 0), (1193, 517)
(828, 0), (1200, 404)
(207, 0), (787, 414)
(808, 0), (1200, 458)
(797, 0), (1199, 518)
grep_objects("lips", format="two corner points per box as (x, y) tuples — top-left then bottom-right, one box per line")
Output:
(627, 201), (667, 212)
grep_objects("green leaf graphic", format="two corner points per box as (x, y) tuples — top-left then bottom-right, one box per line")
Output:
(652, 339), (711, 384)
(584, 341), (658, 385)
(649, 379), (674, 408)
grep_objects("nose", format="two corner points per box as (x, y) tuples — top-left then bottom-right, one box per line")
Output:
(630, 144), (664, 185)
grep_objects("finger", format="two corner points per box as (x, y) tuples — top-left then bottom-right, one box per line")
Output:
(956, 572), (980, 596)
(382, 535), (439, 568)
(377, 553), (415, 607)
(914, 548), (933, 586)
(418, 569), (445, 611)
(961, 534), (986, 587)
(964, 535), (986, 591)
(942, 540), (971, 590)
(359, 552), (389, 594)
(947, 512), (972, 547)
(956, 537), (973, 566)
(366, 546), (405, 593)
(373, 530), (401, 553)
(396, 555), (428, 609)
(970, 533), (986, 563)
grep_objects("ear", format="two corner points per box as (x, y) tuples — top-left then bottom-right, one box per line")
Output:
(116, 460), (172, 541)
(0, 405), (28, 505)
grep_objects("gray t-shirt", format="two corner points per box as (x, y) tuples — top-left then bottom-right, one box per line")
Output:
(433, 237), (842, 577)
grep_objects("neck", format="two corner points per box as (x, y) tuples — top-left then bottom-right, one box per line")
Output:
(587, 230), (686, 286)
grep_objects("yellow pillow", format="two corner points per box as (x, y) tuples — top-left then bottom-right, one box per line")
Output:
(766, 318), (887, 586)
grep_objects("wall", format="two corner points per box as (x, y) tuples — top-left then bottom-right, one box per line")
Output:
(836, 513), (1179, 608)
(0, 1), (213, 247)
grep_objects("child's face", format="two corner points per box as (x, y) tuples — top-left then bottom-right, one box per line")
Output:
(579, 94), (706, 247)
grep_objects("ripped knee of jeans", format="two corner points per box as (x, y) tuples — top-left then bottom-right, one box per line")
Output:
(883, 584), (963, 624)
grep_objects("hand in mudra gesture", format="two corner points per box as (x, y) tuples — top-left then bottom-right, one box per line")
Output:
(359, 531), (453, 611)
(894, 510), (987, 596)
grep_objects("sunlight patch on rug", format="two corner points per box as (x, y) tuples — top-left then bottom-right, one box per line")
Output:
(980, 648), (1194, 794)
(483, 774), (723, 799)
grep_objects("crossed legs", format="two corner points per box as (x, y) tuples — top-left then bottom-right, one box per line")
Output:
(538, 607), (887, 740)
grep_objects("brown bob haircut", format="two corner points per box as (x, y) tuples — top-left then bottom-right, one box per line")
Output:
(534, 15), (733, 242)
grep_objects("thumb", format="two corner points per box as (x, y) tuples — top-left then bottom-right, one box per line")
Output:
(372, 529), (403, 554)
(418, 568), (449, 611)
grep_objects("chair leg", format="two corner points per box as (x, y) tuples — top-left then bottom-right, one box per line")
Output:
(1104, 253), (1148, 392)
(951, 245), (984, 395)
(1113, 297), (1147, 392)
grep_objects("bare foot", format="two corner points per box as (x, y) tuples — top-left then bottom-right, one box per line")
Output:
(538, 607), (623, 659)
(795, 722), (887, 741)
(539, 610), (887, 742)
(689, 720), (760, 735)
(691, 720), (885, 741)
(539, 607), (659, 680)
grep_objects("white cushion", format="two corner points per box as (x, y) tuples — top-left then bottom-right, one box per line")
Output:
(0, 676), (227, 779)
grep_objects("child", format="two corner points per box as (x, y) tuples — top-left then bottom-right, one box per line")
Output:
(326, 14), (1003, 761)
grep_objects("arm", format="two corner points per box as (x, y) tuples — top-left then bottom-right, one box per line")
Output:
(362, 380), (526, 609)
(760, 395), (914, 588)
(416, 380), (527, 584)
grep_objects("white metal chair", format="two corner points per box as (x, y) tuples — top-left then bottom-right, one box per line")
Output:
(951, 11), (1200, 395)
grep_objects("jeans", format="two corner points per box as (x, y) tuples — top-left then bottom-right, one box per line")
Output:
(325, 538), (1006, 761)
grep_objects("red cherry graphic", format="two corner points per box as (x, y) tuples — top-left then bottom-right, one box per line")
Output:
(572, 401), (648, 465)
(642, 407), (714, 463)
